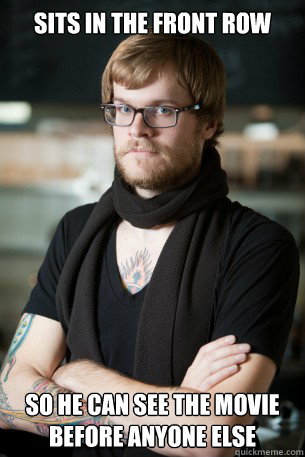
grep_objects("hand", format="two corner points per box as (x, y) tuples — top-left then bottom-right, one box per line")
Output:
(181, 335), (251, 392)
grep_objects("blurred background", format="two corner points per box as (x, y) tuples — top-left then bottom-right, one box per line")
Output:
(0, 0), (305, 453)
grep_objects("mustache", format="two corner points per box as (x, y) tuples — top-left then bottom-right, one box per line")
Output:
(115, 139), (168, 155)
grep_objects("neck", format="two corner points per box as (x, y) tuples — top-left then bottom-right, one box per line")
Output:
(120, 218), (176, 237)
(133, 187), (161, 199)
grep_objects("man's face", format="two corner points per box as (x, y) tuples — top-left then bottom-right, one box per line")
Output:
(112, 64), (215, 193)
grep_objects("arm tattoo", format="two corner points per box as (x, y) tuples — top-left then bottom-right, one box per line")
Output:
(0, 378), (128, 442)
(119, 247), (153, 294)
(0, 316), (128, 442)
(0, 313), (35, 427)
(0, 380), (16, 428)
(1, 313), (35, 382)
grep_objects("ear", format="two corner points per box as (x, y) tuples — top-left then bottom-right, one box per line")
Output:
(200, 119), (218, 140)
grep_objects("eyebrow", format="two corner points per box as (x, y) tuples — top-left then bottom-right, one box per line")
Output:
(112, 97), (180, 106)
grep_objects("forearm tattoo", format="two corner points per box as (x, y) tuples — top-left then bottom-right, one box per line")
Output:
(0, 378), (16, 428)
(1, 375), (127, 441)
(0, 314), (128, 443)
(0, 313), (35, 427)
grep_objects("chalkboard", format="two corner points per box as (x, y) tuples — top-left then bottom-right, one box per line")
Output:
(1, 0), (304, 105)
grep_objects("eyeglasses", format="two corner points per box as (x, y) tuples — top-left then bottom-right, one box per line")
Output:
(100, 102), (202, 128)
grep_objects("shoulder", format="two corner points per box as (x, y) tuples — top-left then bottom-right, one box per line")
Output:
(226, 199), (298, 252)
(63, 202), (97, 228)
(220, 199), (299, 274)
(60, 202), (97, 254)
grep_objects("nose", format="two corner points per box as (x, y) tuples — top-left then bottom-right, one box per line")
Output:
(129, 112), (153, 138)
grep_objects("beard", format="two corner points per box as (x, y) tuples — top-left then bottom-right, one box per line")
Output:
(114, 135), (203, 193)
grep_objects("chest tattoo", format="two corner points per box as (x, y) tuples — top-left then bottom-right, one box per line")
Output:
(119, 247), (153, 294)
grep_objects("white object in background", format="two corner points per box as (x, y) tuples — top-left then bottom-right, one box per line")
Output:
(0, 102), (32, 124)
(243, 122), (279, 141)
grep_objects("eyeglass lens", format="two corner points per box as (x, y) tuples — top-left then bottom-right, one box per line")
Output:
(104, 105), (176, 127)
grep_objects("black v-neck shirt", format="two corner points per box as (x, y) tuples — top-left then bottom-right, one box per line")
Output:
(98, 222), (148, 377)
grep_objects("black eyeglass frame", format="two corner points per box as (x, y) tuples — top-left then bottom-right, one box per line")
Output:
(100, 102), (202, 128)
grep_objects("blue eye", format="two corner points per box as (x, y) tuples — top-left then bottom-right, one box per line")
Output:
(118, 105), (132, 114)
(156, 106), (172, 115)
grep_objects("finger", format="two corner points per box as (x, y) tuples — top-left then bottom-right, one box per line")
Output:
(198, 335), (236, 357)
(208, 353), (247, 376)
(192, 342), (251, 370)
(209, 343), (251, 363)
(193, 336), (236, 366)
(199, 365), (239, 391)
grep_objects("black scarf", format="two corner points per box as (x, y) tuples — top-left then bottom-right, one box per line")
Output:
(56, 146), (232, 456)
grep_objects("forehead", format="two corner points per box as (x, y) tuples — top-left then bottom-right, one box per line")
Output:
(112, 65), (193, 106)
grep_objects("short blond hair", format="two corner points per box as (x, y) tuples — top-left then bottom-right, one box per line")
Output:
(102, 32), (226, 149)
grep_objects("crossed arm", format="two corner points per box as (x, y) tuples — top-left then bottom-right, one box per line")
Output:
(0, 313), (276, 456)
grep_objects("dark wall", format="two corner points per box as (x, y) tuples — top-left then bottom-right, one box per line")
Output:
(1, 0), (304, 105)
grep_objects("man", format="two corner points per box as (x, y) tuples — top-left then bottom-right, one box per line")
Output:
(0, 32), (299, 457)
